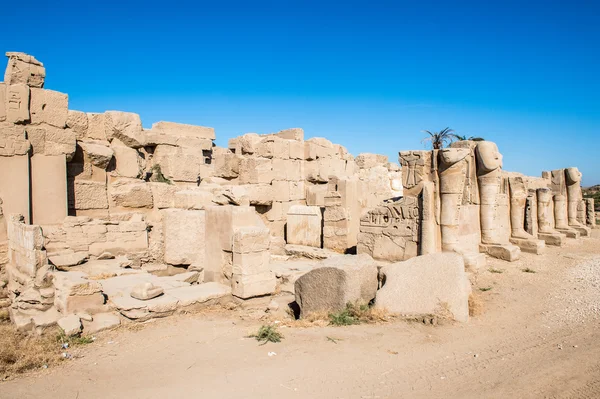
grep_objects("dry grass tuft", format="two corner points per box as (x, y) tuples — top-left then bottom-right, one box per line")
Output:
(0, 324), (62, 377)
(469, 293), (484, 316)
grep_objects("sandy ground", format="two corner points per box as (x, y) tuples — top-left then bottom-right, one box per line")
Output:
(2, 231), (600, 399)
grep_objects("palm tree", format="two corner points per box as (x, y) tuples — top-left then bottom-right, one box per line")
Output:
(421, 127), (456, 149)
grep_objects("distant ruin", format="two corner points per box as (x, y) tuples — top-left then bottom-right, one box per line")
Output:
(0, 52), (594, 332)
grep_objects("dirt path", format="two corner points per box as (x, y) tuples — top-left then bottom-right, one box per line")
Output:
(2, 232), (600, 399)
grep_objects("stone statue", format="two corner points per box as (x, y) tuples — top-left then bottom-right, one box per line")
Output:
(438, 148), (469, 252)
(536, 188), (566, 246)
(475, 142), (519, 261)
(565, 167), (591, 236)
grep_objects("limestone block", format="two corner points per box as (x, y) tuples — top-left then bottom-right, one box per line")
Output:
(130, 282), (164, 300)
(264, 201), (283, 221)
(104, 111), (145, 148)
(232, 251), (270, 275)
(174, 190), (214, 210)
(31, 154), (68, 225)
(232, 226), (270, 253)
(26, 124), (76, 161)
(151, 121), (215, 140)
(163, 209), (205, 265)
(111, 182), (153, 209)
(294, 254), (378, 316)
(304, 138), (335, 160)
(274, 128), (304, 141)
(238, 157), (273, 184)
(82, 312), (121, 333)
(66, 110), (88, 139)
(231, 272), (276, 299)
(287, 205), (322, 247)
(57, 315), (82, 336)
(480, 244), (520, 262)
(4, 52), (45, 87)
(375, 253), (471, 322)
(0, 155), (31, 223)
(110, 139), (143, 178)
(306, 184), (327, 206)
(5, 84), (30, 123)
(228, 133), (262, 154)
(86, 113), (107, 141)
(148, 182), (181, 209)
(72, 181), (109, 210)
(272, 180), (290, 202)
(175, 137), (213, 150)
(244, 184), (273, 206)
(48, 252), (88, 269)
(212, 147), (240, 178)
(289, 140), (304, 159)
(204, 206), (262, 281)
(30, 88), (68, 127)
(55, 292), (106, 314)
(78, 140), (113, 169)
(153, 145), (206, 182)
(143, 130), (178, 146)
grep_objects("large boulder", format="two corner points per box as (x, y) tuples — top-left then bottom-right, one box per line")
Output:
(294, 254), (378, 317)
(375, 253), (471, 322)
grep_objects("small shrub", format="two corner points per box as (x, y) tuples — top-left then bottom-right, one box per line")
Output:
(150, 164), (172, 184)
(522, 268), (536, 273)
(479, 287), (493, 292)
(329, 308), (359, 326)
(489, 268), (503, 274)
(250, 325), (283, 345)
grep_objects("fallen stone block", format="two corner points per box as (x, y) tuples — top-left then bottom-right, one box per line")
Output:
(375, 253), (471, 322)
(294, 254), (378, 317)
(82, 312), (121, 334)
(130, 282), (164, 300)
(231, 272), (276, 299)
(58, 314), (82, 336)
(49, 252), (88, 270)
(479, 244), (520, 262)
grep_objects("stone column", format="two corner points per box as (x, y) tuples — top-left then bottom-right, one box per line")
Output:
(551, 169), (579, 238)
(585, 198), (596, 228)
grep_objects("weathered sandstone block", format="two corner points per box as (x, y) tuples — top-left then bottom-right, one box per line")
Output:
(79, 140), (114, 169)
(294, 254), (378, 317)
(375, 253), (471, 322)
(30, 88), (68, 127)
(151, 121), (215, 140)
(4, 52), (45, 87)
(163, 209), (205, 265)
(287, 205), (322, 248)
(105, 111), (145, 148)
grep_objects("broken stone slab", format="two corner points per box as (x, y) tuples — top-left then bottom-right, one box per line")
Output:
(4, 52), (45, 87)
(509, 238), (545, 255)
(82, 312), (121, 334)
(57, 314), (82, 336)
(479, 244), (520, 262)
(231, 272), (277, 299)
(105, 111), (145, 148)
(151, 121), (215, 140)
(48, 252), (88, 270)
(130, 282), (164, 300)
(79, 140), (114, 169)
(375, 252), (471, 322)
(284, 244), (340, 260)
(294, 253), (378, 317)
(165, 282), (231, 307)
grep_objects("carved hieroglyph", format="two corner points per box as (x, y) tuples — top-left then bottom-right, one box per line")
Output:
(358, 197), (420, 261)
(399, 151), (431, 196)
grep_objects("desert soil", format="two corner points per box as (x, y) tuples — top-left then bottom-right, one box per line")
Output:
(2, 232), (600, 399)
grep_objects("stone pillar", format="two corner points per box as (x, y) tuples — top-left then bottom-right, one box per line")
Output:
(476, 142), (519, 261)
(551, 169), (579, 238)
(420, 181), (437, 255)
(231, 226), (275, 299)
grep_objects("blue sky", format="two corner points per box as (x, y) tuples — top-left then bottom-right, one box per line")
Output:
(3, 0), (599, 184)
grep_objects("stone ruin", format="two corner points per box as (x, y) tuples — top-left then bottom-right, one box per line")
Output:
(0, 52), (594, 331)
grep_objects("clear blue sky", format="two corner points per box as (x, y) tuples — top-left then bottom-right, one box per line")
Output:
(3, 0), (599, 185)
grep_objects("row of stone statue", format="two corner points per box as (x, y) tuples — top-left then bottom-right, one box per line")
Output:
(358, 140), (594, 265)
